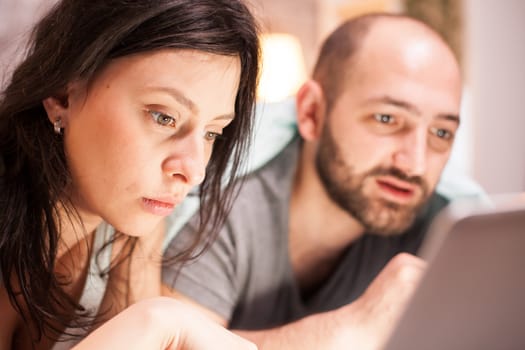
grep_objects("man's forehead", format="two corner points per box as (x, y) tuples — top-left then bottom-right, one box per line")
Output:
(339, 46), (461, 112)
(352, 18), (459, 74)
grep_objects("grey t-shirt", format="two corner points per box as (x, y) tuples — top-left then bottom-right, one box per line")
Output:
(162, 138), (449, 330)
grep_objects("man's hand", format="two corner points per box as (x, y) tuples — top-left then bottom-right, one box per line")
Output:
(230, 253), (426, 350)
(170, 252), (425, 350)
(330, 253), (426, 349)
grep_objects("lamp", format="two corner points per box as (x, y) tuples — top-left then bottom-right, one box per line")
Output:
(257, 33), (307, 103)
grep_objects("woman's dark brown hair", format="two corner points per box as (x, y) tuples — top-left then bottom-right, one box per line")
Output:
(0, 0), (260, 343)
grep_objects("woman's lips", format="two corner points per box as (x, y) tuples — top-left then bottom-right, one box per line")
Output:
(142, 197), (177, 216)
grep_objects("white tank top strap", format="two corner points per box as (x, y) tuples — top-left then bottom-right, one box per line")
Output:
(79, 221), (114, 315)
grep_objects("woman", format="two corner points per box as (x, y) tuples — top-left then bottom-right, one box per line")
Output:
(0, 0), (260, 349)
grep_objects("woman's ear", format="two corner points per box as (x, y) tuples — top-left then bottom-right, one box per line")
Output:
(42, 81), (84, 129)
(42, 92), (70, 128)
(295, 80), (326, 141)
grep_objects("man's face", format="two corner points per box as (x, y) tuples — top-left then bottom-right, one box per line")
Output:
(315, 30), (462, 235)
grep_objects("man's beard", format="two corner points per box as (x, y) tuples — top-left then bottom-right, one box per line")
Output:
(315, 125), (430, 235)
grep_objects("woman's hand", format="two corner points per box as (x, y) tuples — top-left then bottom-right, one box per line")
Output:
(75, 297), (257, 350)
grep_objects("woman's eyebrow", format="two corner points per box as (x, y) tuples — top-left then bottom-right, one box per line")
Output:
(142, 86), (236, 121)
(143, 85), (197, 113)
(214, 113), (235, 121)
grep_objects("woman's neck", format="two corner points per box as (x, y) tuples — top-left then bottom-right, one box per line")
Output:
(56, 202), (103, 259)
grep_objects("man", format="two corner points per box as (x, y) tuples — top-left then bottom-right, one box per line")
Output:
(163, 13), (464, 349)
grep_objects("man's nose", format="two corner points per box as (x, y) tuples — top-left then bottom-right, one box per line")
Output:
(392, 129), (428, 177)
(161, 132), (207, 187)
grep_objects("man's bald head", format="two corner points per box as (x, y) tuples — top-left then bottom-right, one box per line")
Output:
(312, 13), (460, 113)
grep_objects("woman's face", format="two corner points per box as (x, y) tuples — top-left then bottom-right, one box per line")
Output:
(54, 50), (241, 236)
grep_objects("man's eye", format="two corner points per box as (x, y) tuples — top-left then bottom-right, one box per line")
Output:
(431, 127), (453, 140)
(374, 114), (394, 124)
(149, 110), (176, 128)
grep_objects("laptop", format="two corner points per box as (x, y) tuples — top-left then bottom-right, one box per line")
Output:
(382, 193), (525, 350)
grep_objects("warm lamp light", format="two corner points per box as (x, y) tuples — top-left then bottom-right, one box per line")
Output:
(257, 33), (307, 102)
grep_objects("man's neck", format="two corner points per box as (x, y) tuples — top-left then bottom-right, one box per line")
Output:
(288, 145), (364, 294)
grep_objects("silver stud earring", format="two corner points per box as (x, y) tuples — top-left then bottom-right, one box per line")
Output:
(53, 118), (62, 134)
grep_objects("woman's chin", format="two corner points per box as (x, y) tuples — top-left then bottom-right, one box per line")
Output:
(110, 217), (164, 237)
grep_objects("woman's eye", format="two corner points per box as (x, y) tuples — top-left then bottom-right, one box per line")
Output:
(204, 131), (223, 142)
(374, 113), (394, 124)
(149, 110), (176, 128)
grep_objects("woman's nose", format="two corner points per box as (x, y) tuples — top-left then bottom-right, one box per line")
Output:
(161, 133), (208, 187)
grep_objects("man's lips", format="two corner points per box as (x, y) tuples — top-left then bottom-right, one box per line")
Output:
(375, 176), (419, 201)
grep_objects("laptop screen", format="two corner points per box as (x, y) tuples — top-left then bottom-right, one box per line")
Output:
(382, 193), (525, 350)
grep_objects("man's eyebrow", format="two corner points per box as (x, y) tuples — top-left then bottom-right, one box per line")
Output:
(437, 114), (461, 124)
(143, 86), (197, 113)
(365, 95), (422, 115)
(365, 95), (460, 124)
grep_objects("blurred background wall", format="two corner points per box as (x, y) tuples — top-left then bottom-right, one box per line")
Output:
(1, 0), (523, 194)
(0, 0), (55, 85)
(463, 0), (525, 194)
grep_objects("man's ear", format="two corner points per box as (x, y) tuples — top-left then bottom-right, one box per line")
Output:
(295, 80), (326, 141)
